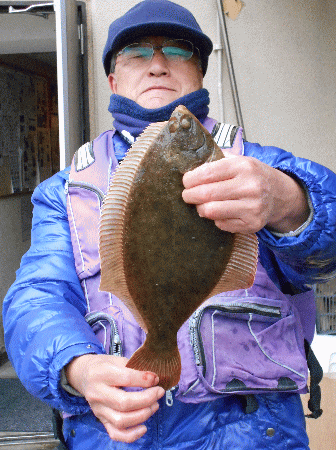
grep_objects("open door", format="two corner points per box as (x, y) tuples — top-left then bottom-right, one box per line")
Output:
(0, 0), (88, 446)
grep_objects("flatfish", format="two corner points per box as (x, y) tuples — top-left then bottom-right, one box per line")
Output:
(99, 105), (258, 390)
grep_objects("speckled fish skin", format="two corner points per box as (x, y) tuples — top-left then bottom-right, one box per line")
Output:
(99, 106), (258, 390)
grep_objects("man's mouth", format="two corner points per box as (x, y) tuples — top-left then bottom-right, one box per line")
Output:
(144, 86), (175, 93)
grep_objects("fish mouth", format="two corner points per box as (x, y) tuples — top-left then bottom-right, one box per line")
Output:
(170, 134), (211, 174)
(166, 106), (217, 173)
(195, 138), (210, 159)
(182, 135), (209, 169)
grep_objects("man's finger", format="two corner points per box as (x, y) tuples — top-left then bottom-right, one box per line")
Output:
(101, 400), (160, 430)
(106, 385), (165, 413)
(113, 366), (160, 389)
(195, 200), (238, 221)
(182, 157), (237, 189)
(103, 422), (148, 444)
(182, 178), (241, 205)
(90, 356), (161, 389)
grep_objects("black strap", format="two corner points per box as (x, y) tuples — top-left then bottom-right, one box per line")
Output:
(52, 408), (68, 449)
(304, 340), (323, 419)
(240, 394), (259, 414)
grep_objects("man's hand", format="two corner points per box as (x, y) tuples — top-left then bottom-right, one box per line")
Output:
(182, 154), (310, 234)
(65, 354), (165, 443)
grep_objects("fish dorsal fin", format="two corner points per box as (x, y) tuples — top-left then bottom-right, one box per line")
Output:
(99, 121), (167, 332)
(207, 233), (259, 298)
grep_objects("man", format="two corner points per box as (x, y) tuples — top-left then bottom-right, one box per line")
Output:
(3, 1), (336, 449)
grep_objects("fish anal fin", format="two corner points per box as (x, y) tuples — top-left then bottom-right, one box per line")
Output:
(126, 340), (181, 391)
(209, 233), (259, 297)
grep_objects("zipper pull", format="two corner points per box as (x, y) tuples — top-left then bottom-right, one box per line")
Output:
(64, 180), (69, 195)
(165, 387), (175, 407)
(113, 335), (122, 357)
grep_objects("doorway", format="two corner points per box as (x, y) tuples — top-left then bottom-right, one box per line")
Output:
(0, 1), (88, 446)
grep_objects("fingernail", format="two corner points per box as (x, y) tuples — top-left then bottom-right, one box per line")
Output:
(143, 372), (159, 384)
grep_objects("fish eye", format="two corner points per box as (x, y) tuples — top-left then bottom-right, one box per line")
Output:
(168, 117), (179, 133)
(181, 115), (192, 130)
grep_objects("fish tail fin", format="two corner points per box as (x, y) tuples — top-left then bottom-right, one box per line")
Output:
(126, 341), (181, 391)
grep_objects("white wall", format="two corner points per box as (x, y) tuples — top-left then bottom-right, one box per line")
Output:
(221, 0), (336, 172)
(87, 0), (336, 173)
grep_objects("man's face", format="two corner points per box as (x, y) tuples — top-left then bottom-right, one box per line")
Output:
(108, 36), (203, 109)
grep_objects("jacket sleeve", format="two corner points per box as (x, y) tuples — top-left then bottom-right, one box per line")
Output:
(244, 142), (336, 291)
(2, 170), (105, 414)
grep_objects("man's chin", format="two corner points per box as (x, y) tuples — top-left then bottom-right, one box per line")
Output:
(137, 92), (179, 109)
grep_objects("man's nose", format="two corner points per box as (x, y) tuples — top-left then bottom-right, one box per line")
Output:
(148, 50), (170, 76)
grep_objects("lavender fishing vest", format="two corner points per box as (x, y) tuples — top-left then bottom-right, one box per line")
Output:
(66, 121), (316, 403)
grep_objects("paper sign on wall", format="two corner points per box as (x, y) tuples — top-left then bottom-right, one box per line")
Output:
(222, 0), (244, 20)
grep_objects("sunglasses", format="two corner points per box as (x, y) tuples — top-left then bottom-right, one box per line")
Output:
(116, 39), (199, 65)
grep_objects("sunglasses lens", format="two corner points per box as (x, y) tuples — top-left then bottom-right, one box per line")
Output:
(117, 40), (197, 67)
(163, 40), (194, 60)
(120, 43), (153, 60)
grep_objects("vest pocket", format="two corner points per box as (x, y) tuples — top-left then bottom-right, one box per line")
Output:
(177, 297), (308, 402)
(85, 301), (146, 359)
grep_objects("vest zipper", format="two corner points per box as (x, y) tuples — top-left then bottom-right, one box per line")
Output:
(190, 313), (202, 365)
(65, 180), (105, 206)
(189, 302), (282, 374)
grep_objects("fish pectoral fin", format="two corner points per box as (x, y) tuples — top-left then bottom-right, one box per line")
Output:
(209, 232), (259, 296)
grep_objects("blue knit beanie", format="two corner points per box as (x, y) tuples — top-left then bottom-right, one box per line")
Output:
(102, 0), (213, 76)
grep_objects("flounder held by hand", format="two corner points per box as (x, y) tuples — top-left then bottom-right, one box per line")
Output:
(99, 106), (258, 390)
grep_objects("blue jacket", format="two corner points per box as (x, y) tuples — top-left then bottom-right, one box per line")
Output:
(3, 136), (336, 450)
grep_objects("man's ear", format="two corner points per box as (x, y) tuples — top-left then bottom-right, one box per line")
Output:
(108, 73), (117, 94)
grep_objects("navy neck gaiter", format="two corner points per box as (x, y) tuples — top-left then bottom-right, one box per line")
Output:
(108, 88), (210, 140)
